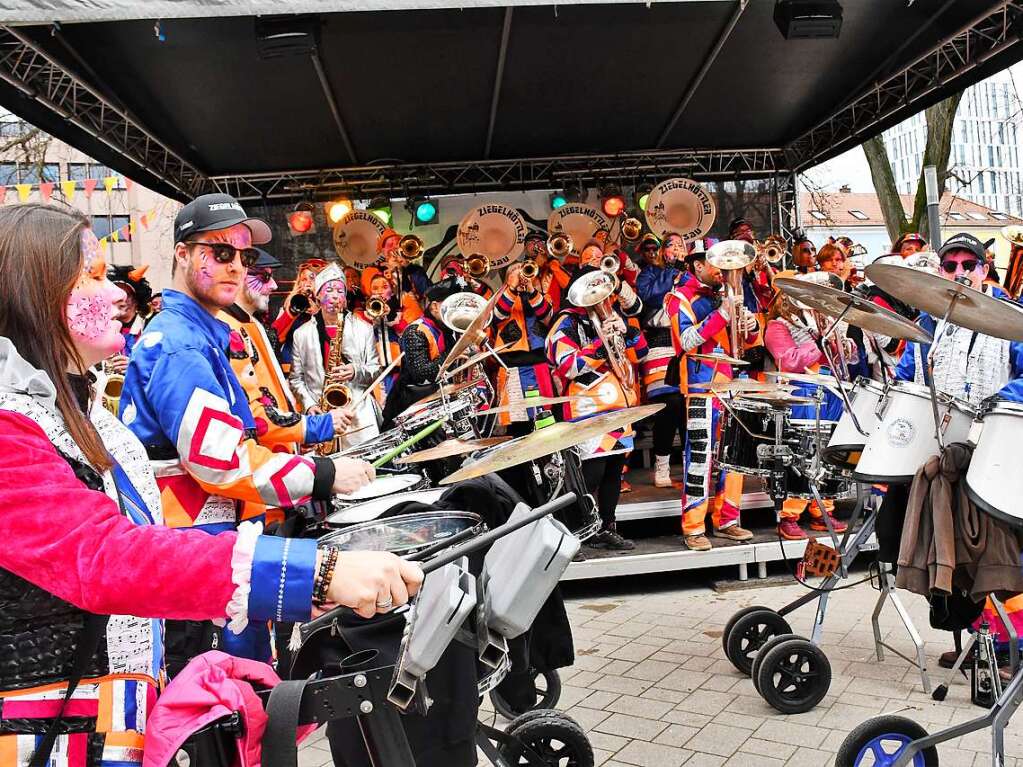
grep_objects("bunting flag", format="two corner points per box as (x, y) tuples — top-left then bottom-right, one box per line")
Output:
(0, 186), (5, 203)
(38, 182), (53, 202)
(103, 176), (117, 194)
(111, 229), (120, 243)
(83, 178), (98, 198)
(140, 213), (149, 230)
(125, 178), (134, 192)
(60, 180), (77, 201)
(129, 221), (136, 236)
(99, 238), (109, 254)
(15, 184), (31, 202)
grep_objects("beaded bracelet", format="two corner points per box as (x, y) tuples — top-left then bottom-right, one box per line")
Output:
(313, 547), (338, 605)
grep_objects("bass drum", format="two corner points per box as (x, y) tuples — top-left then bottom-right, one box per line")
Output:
(822, 377), (885, 471)
(327, 487), (445, 527)
(852, 380), (974, 484)
(318, 511), (483, 557)
(966, 401), (1023, 529)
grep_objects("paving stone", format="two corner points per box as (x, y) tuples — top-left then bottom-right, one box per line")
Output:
(659, 668), (709, 693)
(652, 723), (700, 748)
(564, 705), (612, 731)
(593, 748), (614, 767)
(643, 686), (689, 704)
(605, 694), (675, 721)
(663, 709), (714, 729)
(817, 701), (882, 730)
(738, 738), (797, 760)
(589, 674), (652, 696)
(605, 622), (658, 639)
(785, 746), (836, 766)
(627, 659), (678, 682)
(683, 722), (753, 757)
(556, 684), (594, 709)
(573, 654), (613, 672)
(579, 690), (621, 709)
(675, 690), (735, 716)
(724, 753), (785, 767)
(601, 659), (638, 675)
(588, 731), (631, 753)
(593, 712), (668, 741)
(567, 670), (602, 688)
(700, 673), (743, 692)
(753, 720), (829, 749)
(683, 752), (727, 767)
(614, 740), (691, 767)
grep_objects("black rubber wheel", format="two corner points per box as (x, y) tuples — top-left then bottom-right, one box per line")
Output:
(723, 607), (792, 676)
(751, 633), (799, 695)
(501, 712), (594, 767)
(754, 637), (832, 714)
(491, 669), (562, 720)
(835, 715), (938, 766)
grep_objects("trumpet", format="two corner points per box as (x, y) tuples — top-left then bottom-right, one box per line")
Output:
(600, 253), (620, 274)
(365, 296), (388, 321)
(621, 217), (643, 242)
(521, 259), (539, 279)
(398, 233), (424, 260)
(465, 253), (490, 278)
(756, 234), (788, 265)
(547, 232), (573, 259)
(288, 291), (312, 314)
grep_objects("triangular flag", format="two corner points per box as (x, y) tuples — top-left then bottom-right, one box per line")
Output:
(83, 178), (98, 198)
(140, 213), (149, 230)
(119, 225), (129, 239)
(103, 176), (117, 194)
(60, 180), (76, 201)
(99, 238), (109, 254)
(16, 184), (31, 202)
(129, 221), (136, 235)
(125, 178), (134, 192)
(0, 185), (6, 203)
(111, 230), (120, 243)
(38, 182), (53, 202)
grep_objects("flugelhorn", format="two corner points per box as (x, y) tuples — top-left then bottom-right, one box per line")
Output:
(547, 232), (573, 259)
(521, 259), (539, 279)
(621, 217), (643, 242)
(365, 296), (388, 321)
(465, 253), (490, 278)
(398, 234), (424, 260)
(600, 253), (620, 274)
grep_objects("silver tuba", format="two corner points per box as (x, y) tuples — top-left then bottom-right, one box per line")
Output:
(439, 291), (489, 334)
(566, 270), (634, 389)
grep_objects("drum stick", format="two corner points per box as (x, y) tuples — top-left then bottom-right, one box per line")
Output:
(350, 353), (404, 412)
(371, 419), (444, 468)
(442, 342), (514, 380)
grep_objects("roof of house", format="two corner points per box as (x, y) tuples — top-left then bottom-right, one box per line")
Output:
(800, 191), (1023, 228)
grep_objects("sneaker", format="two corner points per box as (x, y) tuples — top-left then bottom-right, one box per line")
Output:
(778, 518), (808, 540)
(654, 456), (674, 488)
(572, 550), (587, 563)
(588, 529), (636, 551)
(714, 525), (754, 542)
(809, 513), (848, 533)
(684, 534), (712, 551)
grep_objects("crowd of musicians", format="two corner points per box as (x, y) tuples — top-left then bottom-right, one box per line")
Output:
(4, 186), (1023, 765)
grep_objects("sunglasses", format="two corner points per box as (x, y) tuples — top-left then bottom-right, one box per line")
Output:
(247, 269), (273, 283)
(940, 259), (980, 274)
(189, 241), (259, 268)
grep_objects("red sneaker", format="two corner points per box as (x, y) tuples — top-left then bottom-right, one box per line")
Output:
(809, 513), (848, 533)
(778, 518), (808, 540)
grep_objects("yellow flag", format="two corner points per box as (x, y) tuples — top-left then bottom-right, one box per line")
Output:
(99, 238), (109, 254)
(15, 184), (31, 202)
(111, 230), (120, 243)
(60, 180), (77, 201)
(103, 176), (117, 194)
(129, 221), (136, 235)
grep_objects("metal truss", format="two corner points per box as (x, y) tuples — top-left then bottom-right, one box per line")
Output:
(786, 1), (1023, 171)
(210, 148), (786, 202)
(0, 25), (206, 197)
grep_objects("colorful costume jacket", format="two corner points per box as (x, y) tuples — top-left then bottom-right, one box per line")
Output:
(637, 262), (683, 399)
(492, 287), (556, 425)
(539, 261), (572, 316)
(121, 314), (146, 357)
(121, 290), (332, 533)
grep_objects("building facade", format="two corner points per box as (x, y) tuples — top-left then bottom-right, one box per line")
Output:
(883, 69), (1023, 216)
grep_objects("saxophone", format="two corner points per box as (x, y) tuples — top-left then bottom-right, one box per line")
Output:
(317, 316), (351, 456)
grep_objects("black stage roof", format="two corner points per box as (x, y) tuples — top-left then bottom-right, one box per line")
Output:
(1, 1), (1021, 201)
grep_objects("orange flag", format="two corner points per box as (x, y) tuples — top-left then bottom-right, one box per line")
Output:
(140, 213), (149, 230)
(125, 178), (134, 192)
(38, 182), (53, 202)
(0, 185), (6, 203)
(83, 178), (98, 198)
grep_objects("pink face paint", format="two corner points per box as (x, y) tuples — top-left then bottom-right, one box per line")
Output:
(246, 271), (276, 297)
(317, 280), (347, 314)
(66, 227), (126, 363)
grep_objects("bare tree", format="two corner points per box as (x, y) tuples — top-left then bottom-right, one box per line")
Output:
(0, 116), (54, 187)
(861, 91), (964, 245)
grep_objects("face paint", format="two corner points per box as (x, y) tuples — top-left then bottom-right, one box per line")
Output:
(243, 269), (276, 313)
(66, 228), (126, 366)
(185, 224), (250, 309)
(318, 280), (347, 315)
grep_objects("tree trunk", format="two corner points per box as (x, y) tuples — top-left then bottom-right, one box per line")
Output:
(862, 135), (908, 244)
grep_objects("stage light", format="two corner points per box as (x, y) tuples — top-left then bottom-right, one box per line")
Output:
(407, 196), (439, 226)
(368, 197), (392, 226)
(326, 198), (353, 224)
(635, 183), (653, 212)
(288, 203), (315, 235)
(550, 193), (568, 210)
(601, 187), (627, 218)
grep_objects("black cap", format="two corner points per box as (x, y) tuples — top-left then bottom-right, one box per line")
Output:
(252, 247), (282, 269)
(424, 276), (469, 303)
(524, 230), (546, 244)
(938, 232), (986, 262)
(174, 193), (272, 245)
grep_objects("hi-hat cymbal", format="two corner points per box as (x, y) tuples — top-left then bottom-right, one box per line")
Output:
(396, 377), (483, 420)
(394, 436), (511, 464)
(765, 371), (840, 388)
(470, 395), (580, 417)
(691, 352), (749, 367)
(865, 262), (1023, 342)
(440, 404), (665, 485)
(774, 277), (932, 343)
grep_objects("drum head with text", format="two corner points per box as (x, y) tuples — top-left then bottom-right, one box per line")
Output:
(333, 210), (388, 267)
(457, 204), (527, 268)
(644, 178), (716, 241)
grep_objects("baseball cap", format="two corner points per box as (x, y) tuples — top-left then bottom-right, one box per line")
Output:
(174, 193), (271, 245)
(938, 232), (986, 262)
(251, 247), (282, 269)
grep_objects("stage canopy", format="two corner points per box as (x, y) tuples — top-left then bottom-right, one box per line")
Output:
(1, 1), (1021, 202)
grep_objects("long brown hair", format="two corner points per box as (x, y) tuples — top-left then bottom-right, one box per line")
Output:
(0, 204), (111, 470)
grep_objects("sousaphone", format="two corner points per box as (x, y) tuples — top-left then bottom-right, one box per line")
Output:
(333, 210), (388, 267)
(644, 178), (716, 241)
(456, 204), (527, 269)
(547, 203), (610, 257)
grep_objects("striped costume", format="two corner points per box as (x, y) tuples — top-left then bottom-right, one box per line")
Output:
(492, 286), (556, 426)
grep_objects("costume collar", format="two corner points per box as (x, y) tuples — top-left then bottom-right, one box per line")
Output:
(162, 289), (231, 349)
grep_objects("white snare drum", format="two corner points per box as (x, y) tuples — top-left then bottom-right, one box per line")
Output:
(852, 380), (975, 484)
(332, 473), (430, 510)
(318, 511), (483, 557)
(822, 377), (886, 470)
(327, 487), (445, 526)
(966, 401), (1023, 528)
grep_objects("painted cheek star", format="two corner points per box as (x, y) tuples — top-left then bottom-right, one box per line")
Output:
(67, 294), (113, 341)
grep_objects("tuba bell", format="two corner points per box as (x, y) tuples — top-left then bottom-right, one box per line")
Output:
(398, 234), (424, 260)
(706, 239), (756, 359)
(547, 232), (573, 259)
(621, 217), (643, 242)
(365, 296), (388, 321)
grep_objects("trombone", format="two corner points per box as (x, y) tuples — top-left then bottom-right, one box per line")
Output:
(398, 234), (424, 261)
(547, 232), (573, 259)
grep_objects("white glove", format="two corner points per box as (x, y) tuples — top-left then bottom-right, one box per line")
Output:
(618, 280), (638, 309)
(741, 309), (759, 334)
(602, 314), (627, 337)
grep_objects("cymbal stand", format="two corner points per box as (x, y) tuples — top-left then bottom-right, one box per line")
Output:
(869, 561), (932, 693)
(925, 291), (967, 451)
(816, 304), (870, 438)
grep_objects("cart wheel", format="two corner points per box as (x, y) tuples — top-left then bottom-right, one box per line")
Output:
(754, 637), (831, 714)
(501, 711), (594, 767)
(723, 607), (792, 676)
(835, 715), (937, 766)
(490, 669), (562, 720)
(751, 633), (799, 695)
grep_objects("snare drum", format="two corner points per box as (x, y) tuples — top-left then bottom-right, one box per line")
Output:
(966, 401), (1023, 528)
(333, 473), (430, 505)
(785, 419), (849, 498)
(852, 380), (975, 484)
(718, 399), (785, 477)
(327, 488), (446, 526)
(822, 377), (886, 470)
(318, 511), (483, 557)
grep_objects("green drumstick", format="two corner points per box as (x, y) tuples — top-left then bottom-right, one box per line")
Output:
(371, 419), (444, 468)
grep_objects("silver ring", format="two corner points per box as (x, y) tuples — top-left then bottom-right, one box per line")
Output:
(376, 598), (393, 609)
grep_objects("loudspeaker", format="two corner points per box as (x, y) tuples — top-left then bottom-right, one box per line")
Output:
(774, 0), (843, 40)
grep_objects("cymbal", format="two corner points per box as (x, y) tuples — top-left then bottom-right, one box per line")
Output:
(690, 379), (775, 394)
(740, 392), (816, 406)
(396, 377), (483, 420)
(394, 436), (511, 464)
(440, 404), (665, 485)
(438, 289), (503, 375)
(765, 371), (840, 388)
(865, 263), (1023, 343)
(470, 395), (580, 417)
(774, 277), (932, 344)
(691, 352), (749, 367)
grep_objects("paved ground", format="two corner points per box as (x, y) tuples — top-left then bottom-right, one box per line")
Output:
(298, 569), (1023, 766)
